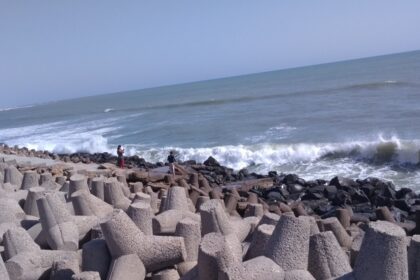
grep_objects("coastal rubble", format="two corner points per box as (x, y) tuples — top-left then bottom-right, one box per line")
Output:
(0, 146), (419, 279)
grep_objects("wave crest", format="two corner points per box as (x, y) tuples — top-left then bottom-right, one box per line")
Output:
(133, 136), (420, 171)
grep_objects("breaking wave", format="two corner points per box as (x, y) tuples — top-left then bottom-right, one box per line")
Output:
(133, 136), (420, 171)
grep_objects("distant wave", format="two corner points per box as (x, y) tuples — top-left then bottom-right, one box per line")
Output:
(0, 105), (34, 112)
(95, 80), (418, 114)
(338, 80), (411, 91)
(104, 108), (114, 113)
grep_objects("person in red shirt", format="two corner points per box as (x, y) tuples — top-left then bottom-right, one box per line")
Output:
(117, 145), (125, 168)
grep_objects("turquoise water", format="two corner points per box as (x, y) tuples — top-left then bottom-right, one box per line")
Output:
(1, 50), (420, 189)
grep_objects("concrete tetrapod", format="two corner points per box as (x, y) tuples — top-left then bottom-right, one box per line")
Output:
(6, 249), (79, 280)
(72, 271), (101, 280)
(336, 208), (351, 229)
(199, 199), (250, 242)
(284, 270), (315, 280)
(264, 215), (311, 271)
(50, 257), (80, 280)
(103, 178), (131, 211)
(162, 185), (190, 212)
(0, 256), (10, 280)
(4, 165), (23, 187)
(71, 189), (114, 219)
(3, 227), (41, 261)
(299, 216), (320, 236)
(36, 193), (79, 250)
(408, 235), (420, 280)
(244, 203), (264, 218)
(39, 172), (60, 191)
(239, 256), (285, 280)
(0, 198), (26, 221)
(68, 174), (90, 197)
(39, 172), (53, 185)
(153, 186), (200, 235)
(308, 231), (352, 280)
(23, 187), (47, 217)
(116, 174), (131, 197)
(198, 232), (242, 280)
(91, 177), (105, 201)
(321, 217), (352, 248)
(145, 186), (159, 213)
(175, 217), (201, 262)
(175, 217), (201, 275)
(21, 170), (39, 190)
(245, 224), (274, 260)
(107, 254), (146, 280)
(354, 220), (408, 280)
(257, 212), (280, 227)
(100, 209), (187, 273)
(152, 268), (180, 280)
(82, 239), (112, 280)
(132, 192), (151, 204)
(127, 201), (154, 235)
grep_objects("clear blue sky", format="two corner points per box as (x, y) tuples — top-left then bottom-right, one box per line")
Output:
(1, 1), (419, 107)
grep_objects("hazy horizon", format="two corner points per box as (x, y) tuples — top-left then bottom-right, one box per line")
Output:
(1, 1), (420, 107)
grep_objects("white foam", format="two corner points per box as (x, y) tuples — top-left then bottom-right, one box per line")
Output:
(134, 136), (420, 171)
(0, 118), (120, 154)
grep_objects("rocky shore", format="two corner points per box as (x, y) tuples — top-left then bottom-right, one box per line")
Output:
(1, 144), (420, 279)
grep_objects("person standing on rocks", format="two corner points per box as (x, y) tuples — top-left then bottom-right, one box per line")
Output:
(167, 150), (176, 175)
(117, 145), (125, 168)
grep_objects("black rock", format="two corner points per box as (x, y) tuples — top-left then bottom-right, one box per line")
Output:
(351, 189), (370, 204)
(360, 184), (375, 198)
(276, 184), (290, 198)
(396, 188), (416, 200)
(394, 199), (414, 213)
(305, 180), (319, 188)
(332, 189), (351, 206)
(204, 156), (220, 166)
(302, 191), (324, 200)
(316, 179), (328, 185)
(287, 183), (305, 194)
(372, 195), (392, 207)
(238, 169), (249, 180)
(283, 174), (299, 185)
(392, 207), (409, 222)
(329, 176), (358, 189)
(352, 202), (374, 213)
(375, 181), (396, 200)
(323, 185), (337, 200)
(288, 192), (303, 201)
(267, 191), (283, 202)
(313, 201), (335, 216)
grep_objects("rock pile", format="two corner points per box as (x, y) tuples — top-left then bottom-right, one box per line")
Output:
(0, 152), (420, 279)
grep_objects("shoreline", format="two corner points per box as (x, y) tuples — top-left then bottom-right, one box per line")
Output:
(1, 144), (419, 278)
(1, 143), (419, 227)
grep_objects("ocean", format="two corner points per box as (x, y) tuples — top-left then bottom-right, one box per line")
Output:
(1, 50), (420, 190)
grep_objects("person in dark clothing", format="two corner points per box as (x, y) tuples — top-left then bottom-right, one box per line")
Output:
(167, 150), (176, 175)
(117, 145), (125, 168)
(167, 151), (176, 163)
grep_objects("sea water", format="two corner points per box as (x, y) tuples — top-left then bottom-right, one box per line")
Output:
(1, 50), (420, 189)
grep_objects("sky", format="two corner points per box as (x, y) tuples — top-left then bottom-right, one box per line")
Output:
(1, 1), (420, 108)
